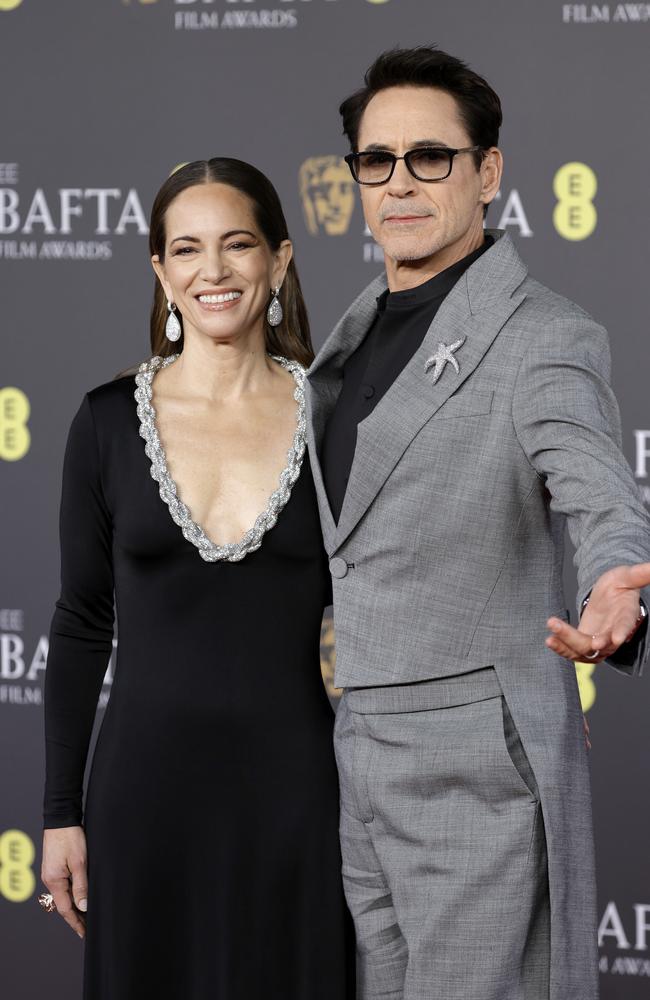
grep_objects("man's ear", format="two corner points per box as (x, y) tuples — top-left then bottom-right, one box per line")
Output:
(479, 147), (503, 208)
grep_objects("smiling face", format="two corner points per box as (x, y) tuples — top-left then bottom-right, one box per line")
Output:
(152, 182), (291, 348)
(356, 86), (502, 285)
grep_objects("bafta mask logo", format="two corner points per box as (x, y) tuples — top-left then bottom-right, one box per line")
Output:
(299, 157), (355, 237)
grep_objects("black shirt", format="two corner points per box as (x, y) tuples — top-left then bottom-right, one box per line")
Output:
(320, 238), (493, 522)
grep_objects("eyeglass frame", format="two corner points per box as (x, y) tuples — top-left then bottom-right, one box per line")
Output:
(344, 145), (485, 186)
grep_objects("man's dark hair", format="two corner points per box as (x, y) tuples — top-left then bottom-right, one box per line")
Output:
(340, 46), (502, 171)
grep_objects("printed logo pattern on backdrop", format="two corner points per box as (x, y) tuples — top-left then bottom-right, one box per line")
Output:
(553, 162), (598, 241)
(598, 901), (650, 978)
(2, 5), (649, 998)
(0, 388), (30, 461)
(575, 662), (597, 711)
(0, 163), (148, 261)
(299, 157), (356, 236)
(562, 5), (650, 24)
(0, 830), (35, 903)
(128, 0), (348, 32)
(0, 609), (47, 706)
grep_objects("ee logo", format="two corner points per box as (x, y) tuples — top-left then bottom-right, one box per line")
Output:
(575, 661), (597, 712)
(0, 387), (31, 461)
(0, 830), (36, 903)
(553, 162), (597, 241)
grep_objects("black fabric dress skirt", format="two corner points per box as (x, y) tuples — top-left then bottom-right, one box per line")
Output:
(43, 376), (355, 999)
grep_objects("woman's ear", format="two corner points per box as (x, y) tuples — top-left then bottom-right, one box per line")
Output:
(271, 239), (293, 290)
(151, 255), (173, 302)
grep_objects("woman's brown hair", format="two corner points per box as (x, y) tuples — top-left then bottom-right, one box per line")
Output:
(149, 158), (314, 366)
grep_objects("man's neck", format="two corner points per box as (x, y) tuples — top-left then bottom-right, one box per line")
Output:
(385, 227), (488, 293)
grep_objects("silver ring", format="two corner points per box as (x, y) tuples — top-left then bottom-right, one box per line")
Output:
(584, 650), (601, 661)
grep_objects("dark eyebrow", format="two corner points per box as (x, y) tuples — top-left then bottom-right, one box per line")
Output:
(360, 140), (452, 153)
(170, 235), (201, 246)
(169, 229), (258, 246)
(221, 229), (257, 241)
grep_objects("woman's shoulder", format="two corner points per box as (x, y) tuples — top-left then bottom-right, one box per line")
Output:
(82, 361), (148, 429)
(87, 368), (137, 405)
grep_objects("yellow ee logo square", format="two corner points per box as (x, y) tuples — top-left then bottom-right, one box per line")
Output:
(0, 388), (30, 461)
(0, 830), (35, 902)
(553, 162), (597, 241)
(575, 661), (596, 712)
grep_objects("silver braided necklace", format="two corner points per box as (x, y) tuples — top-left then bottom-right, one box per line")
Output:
(134, 353), (307, 563)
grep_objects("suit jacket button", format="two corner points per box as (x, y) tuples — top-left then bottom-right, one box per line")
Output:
(329, 557), (348, 579)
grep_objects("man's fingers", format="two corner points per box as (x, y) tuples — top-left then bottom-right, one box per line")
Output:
(546, 639), (577, 661)
(545, 634), (583, 661)
(547, 618), (604, 657)
(546, 619), (617, 662)
(546, 569), (648, 663)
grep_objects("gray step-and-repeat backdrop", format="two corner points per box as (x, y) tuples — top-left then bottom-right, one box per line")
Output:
(2, 0), (649, 996)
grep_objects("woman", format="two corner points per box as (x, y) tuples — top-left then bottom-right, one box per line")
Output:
(41, 158), (354, 999)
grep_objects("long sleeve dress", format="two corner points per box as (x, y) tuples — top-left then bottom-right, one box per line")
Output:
(43, 358), (354, 1000)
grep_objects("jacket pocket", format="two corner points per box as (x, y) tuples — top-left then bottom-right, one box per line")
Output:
(497, 695), (539, 802)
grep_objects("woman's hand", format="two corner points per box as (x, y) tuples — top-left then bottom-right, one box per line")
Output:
(41, 826), (88, 939)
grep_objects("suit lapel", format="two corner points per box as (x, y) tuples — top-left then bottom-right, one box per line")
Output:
(332, 232), (528, 551)
(305, 376), (339, 550)
(307, 272), (387, 383)
(306, 272), (387, 549)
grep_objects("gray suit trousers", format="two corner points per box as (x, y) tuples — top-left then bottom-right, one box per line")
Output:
(334, 668), (551, 1000)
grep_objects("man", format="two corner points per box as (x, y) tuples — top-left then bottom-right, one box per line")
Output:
(305, 47), (650, 1000)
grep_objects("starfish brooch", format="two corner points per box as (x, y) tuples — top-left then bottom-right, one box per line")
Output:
(424, 337), (466, 385)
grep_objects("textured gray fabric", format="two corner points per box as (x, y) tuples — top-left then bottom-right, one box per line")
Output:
(307, 231), (650, 999)
(307, 231), (650, 688)
(335, 674), (550, 1000)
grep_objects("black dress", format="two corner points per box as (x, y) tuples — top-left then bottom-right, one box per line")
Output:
(43, 368), (354, 1000)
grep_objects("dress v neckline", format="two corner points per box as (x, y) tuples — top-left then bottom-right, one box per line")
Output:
(134, 353), (307, 563)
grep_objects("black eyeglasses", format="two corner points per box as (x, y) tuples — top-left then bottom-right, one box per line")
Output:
(344, 146), (483, 185)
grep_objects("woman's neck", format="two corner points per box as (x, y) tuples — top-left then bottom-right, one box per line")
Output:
(165, 332), (275, 402)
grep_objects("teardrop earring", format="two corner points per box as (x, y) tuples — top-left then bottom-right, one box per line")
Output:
(267, 286), (283, 327)
(165, 300), (182, 343)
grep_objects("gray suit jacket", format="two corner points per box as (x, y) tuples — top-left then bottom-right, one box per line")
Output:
(306, 230), (650, 999)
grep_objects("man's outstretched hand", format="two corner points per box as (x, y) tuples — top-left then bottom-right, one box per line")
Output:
(546, 563), (650, 664)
